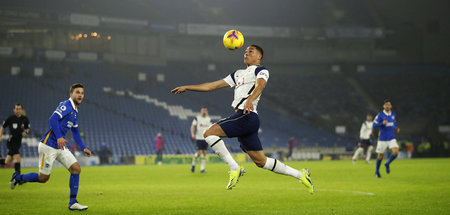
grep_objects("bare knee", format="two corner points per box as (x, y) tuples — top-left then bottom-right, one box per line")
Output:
(377, 153), (384, 160)
(39, 173), (50, 183)
(252, 156), (267, 168)
(203, 124), (226, 138)
(203, 130), (210, 139)
(203, 127), (215, 138)
(69, 163), (81, 174)
(392, 148), (399, 156)
(254, 160), (266, 168)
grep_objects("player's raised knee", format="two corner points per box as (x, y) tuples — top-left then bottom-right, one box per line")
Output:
(69, 163), (82, 174)
(203, 127), (213, 138)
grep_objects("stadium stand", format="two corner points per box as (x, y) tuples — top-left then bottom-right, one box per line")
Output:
(0, 0), (377, 27)
(2, 57), (449, 160)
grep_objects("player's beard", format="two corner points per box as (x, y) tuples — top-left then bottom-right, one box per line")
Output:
(73, 98), (82, 106)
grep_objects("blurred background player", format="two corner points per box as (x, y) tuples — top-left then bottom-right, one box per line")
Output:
(0, 104), (30, 174)
(373, 99), (400, 178)
(190, 106), (212, 173)
(9, 83), (92, 210)
(172, 45), (314, 193)
(352, 114), (374, 164)
(287, 137), (296, 161)
(154, 132), (164, 165)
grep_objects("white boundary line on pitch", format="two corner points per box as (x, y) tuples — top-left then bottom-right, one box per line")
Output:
(317, 188), (376, 195)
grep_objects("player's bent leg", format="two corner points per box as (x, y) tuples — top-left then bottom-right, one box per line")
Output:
(385, 147), (399, 174)
(69, 162), (81, 174)
(247, 150), (314, 194)
(10, 171), (43, 189)
(204, 124), (239, 171)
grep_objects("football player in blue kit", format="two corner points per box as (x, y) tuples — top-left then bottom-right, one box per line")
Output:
(373, 99), (400, 178)
(10, 83), (92, 210)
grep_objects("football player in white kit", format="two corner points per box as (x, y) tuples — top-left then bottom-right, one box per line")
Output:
(172, 45), (313, 193)
(352, 114), (374, 164)
(190, 106), (212, 173)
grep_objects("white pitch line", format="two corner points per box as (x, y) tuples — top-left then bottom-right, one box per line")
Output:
(317, 188), (376, 195)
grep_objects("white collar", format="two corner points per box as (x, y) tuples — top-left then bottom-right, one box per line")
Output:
(383, 110), (391, 116)
(69, 98), (78, 112)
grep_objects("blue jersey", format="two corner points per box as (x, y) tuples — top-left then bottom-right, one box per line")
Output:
(40, 98), (79, 149)
(373, 110), (397, 141)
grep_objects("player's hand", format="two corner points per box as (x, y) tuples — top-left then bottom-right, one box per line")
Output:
(191, 134), (196, 140)
(0, 136), (2, 142)
(171, 86), (187, 94)
(22, 131), (27, 137)
(57, 137), (69, 149)
(396, 127), (400, 133)
(84, 148), (92, 157)
(382, 120), (388, 125)
(243, 100), (254, 114)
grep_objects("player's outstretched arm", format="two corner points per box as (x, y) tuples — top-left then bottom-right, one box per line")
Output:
(171, 80), (229, 94)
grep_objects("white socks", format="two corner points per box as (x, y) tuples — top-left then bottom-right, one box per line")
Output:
(366, 145), (373, 162)
(192, 153), (198, 165)
(263, 157), (302, 179)
(205, 135), (239, 171)
(353, 147), (364, 161)
(200, 154), (206, 171)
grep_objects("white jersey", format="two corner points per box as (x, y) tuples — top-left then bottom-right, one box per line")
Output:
(360, 121), (373, 140)
(223, 65), (269, 113)
(191, 115), (212, 140)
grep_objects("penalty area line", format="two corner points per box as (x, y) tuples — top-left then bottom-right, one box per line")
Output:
(317, 188), (375, 195)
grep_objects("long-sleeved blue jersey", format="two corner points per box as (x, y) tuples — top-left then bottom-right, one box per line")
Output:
(40, 98), (85, 150)
(373, 110), (397, 141)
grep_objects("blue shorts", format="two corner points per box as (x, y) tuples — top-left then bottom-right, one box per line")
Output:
(216, 110), (263, 151)
(196, 140), (208, 150)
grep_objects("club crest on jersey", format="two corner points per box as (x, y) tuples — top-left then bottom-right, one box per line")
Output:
(12, 123), (18, 129)
(45, 163), (50, 168)
(60, 105), (67, 111)
(237, 77), (245, 86)
(392, 116), (395, 119)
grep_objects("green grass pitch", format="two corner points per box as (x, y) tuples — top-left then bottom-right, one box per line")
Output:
(1, 158), (449, 214)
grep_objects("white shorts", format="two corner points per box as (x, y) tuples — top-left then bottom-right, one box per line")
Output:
(38, 142), (77, 175)
(375, 139), (399, 154)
